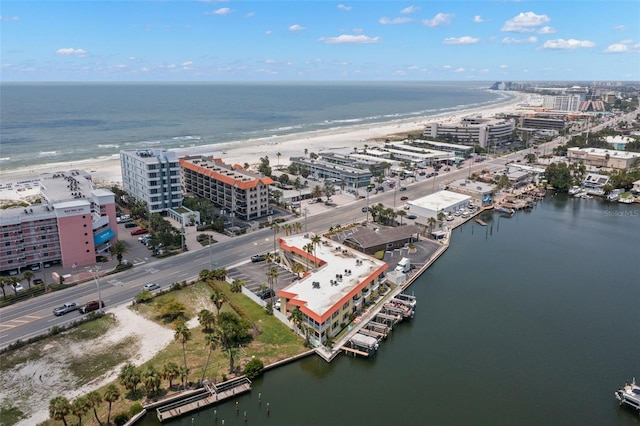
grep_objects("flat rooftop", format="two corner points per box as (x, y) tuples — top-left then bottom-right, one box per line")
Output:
(411, 190), (471, 211)
(278, 234), (387, 322)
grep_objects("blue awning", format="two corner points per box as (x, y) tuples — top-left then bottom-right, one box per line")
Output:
(94, 228), (115, 245)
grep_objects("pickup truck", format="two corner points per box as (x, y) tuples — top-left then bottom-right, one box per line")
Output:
(53, 302), (80, 316)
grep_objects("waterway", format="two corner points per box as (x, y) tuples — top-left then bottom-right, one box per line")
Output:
(141, 195), (640, 426)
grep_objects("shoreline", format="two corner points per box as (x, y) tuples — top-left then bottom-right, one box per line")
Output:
(0, 91), (528, 199)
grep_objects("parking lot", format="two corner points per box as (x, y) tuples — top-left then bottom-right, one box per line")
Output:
(226, 258), (298, 298)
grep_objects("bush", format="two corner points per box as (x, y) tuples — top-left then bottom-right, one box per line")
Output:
(134, 290), (153, 304)
(113, 411), (130, 426)
(129, 402), (144, 416)
(243, 358), (264, 380)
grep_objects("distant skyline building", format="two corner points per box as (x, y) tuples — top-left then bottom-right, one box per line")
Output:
(120, 149), (183, 214)
(0, 170), (117, 274)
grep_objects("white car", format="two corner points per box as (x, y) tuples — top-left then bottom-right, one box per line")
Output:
(12, 283), (24, 292)
(143, 283), (160, 291)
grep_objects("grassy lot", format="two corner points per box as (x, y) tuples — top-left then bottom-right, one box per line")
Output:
(12, 282), (307, 426)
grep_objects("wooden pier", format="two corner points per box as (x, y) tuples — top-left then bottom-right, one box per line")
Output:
(475, 218), (487, 226)
(341, 345), (370, 357)
(156, 376), (251, 422)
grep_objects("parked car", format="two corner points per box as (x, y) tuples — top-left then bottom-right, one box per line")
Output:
(399, 187), (407, 191)
(33, 278), (44, 285)
(11, 283), (24, 292)
(400, 196), (409, 201)
(53, 302), (80, 316)
(406, 214), (417, 220)
(130, 228), (148, 235)
(142, 283), (160, 291)
(124, 222), (137, 228)
(80, 300), (105, 314)
(361, 206), (369, 212)
(256, 288), (274, 300)
(251, 254), (266, 263)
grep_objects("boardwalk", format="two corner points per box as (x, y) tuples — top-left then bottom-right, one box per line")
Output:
(156, 377), (252, 422)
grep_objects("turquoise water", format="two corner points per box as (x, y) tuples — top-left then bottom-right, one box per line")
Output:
(140, 196), (640, 425)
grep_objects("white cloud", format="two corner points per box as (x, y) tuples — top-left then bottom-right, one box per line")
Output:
(205, 8), (231, 16)
(0, 15), (19, 22)
(401, 6), (420, 14)
(443, 36), (479, 45)
(423, 13), (453, 28)
(289, 24), (304, 31)
(473, 16), (484, 23)
(454, 67), (465, 73)
(542, 39), (595, 49)
(604, 40), (640, 53)
(56, 48), (87, 57)
(265, 30), (272, 36)
(443, 65), (452, 69)
(500, 64), (508, 69)
(502, 36), (537, 44)
(181, 61), (193, 67)
(319, 34), (381, 44)
(379, 17), (411, 25)
(337, 4), (351, 11)
(614, 25), (626, 31)
(538, 26), (556, 34)
(501, 11), (550, 33)
(244, 12), (254, 18)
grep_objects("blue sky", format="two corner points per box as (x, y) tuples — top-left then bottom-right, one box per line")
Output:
(1, 1), (638, 81)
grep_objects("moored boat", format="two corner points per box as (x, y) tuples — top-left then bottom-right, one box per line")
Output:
(615, 378), (640, 412)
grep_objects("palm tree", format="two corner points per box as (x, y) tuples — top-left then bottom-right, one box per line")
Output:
(311, 234), (321, 260)
(304, 242), (314, 270)
(70, 396), (89, 426)
(290, 306), (303, 331)
(85, 391), (104, 426)
(201, 332), (221, 383)
(162, 362), (180, 389)
(226, 346), (238, 374)
(264, 251), (274, 264)
(276, 151), (281, 167)
(118, 363), (141, 394)
(49, 396), (71, 426)
(111, 240), (127, 265)
(0, 277), (6, 299)
(198, 309), (215, 332)
(230, 279), (244, 293)
(174, 320), (192, 389)
(427, 217), (437, 235)
(293, 222), (302, 233)
(210, 290), (225, 316)
(103, 384), (120, 425)
(292, 262), (305, 278)
(267, 266), (278, 302)
(142, 365), (162, 396)
(23, 270), (35, 291)
(397, 209), (407, 225)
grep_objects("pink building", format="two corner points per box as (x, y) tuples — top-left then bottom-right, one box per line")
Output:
(0, 171), (118, 275)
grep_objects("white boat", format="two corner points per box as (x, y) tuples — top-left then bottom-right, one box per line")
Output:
(619, 197), (634, 204)
(568, 186), (582, 196)
(616, 378), (640, 412)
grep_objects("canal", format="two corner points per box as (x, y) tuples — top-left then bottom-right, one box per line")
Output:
(140, 195), (640, 426)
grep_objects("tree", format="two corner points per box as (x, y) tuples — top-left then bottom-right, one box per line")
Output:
(23, 270), (35, 291)
(70, 396), (89, 426)
(290, 306), (303, 331)
(266, 266), (278, 302)
(162, 362), (180, 389)
(201, 332), (221, 383)
(111, 241), (128, 265)
(142, 365), (162, 396)
(397, 209), (407, 226)
(292, 262), (305, 278)
(85, 391), (104, 426)
(49, 396), (71, 426)
(304, 242), (314, 270)
(243, 358), (264, 380)
(545, 162), (573, 193)
(322, 181), (335, 201)
(118, 363), (141, 395)
(103, 384), (120, 425)
(230, 279), (244, 293)
(198, 309), (215, 332)
(161, 300), (187, 322)
(210, 290), (225, 316)
(0, 277), (7, 299)
(427, 217), (437, 235)
(174, 320), (192, 388)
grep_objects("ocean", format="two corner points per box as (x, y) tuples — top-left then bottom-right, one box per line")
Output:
(0, 82), (513, 171)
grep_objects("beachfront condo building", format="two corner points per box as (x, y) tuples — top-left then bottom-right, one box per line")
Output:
(120, 149), (183, 214)
(180, 155), (275, 221)
(423, 117), (515, 148)
(288, 155), (374, 189)
(0, 171), (118, 275)
(275, 234), (388, 346)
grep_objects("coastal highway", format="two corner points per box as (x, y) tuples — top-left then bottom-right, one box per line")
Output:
(0, 139), (561, 348)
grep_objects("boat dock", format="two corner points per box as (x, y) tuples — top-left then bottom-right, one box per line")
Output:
(156, 376), (251, 422)
(475, 218), (487, 226)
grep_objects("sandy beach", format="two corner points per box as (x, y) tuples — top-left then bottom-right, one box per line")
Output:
(0, 91), (528, 200)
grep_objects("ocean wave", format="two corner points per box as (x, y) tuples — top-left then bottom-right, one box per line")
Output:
(0, 157), (10, 161)
(97, 144), (120, 149)
(172, 135), (202, 141)
(38, 151), (58, 156)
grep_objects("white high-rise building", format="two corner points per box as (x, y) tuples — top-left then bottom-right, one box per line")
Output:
(120, 149), (183, 213)
(542, 94), (584, 112)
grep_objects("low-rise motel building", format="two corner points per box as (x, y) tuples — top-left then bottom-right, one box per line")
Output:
(276, 234), (388, 346)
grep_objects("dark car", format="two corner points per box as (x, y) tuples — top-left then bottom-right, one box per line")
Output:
(256, 288), (274, 299)
(400, 196), (409, 201)
(251, 254), (266, 263)
(53, 302), (80, 316)
(33, 278), (44, 285)
(124, 222), (137, 228)
(399, 187), (407, 191)
(407, 214), (417, 220)
(361, 206), (369, 212)
(80, 300), (105, 314)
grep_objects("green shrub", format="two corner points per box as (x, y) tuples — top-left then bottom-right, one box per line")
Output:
(243, 358), (264, 380)
(113, 411), (130, 426)
(129, 402), (144, 416)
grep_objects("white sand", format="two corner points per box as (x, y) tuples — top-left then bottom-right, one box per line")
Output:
(0, 92), (528, 200)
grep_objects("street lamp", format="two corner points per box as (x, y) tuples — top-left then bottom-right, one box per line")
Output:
(303, 208), (308, 234)
(88, 265), (103, 312)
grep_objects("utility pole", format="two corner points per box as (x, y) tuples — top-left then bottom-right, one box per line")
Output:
(89, 265), (103, 312)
